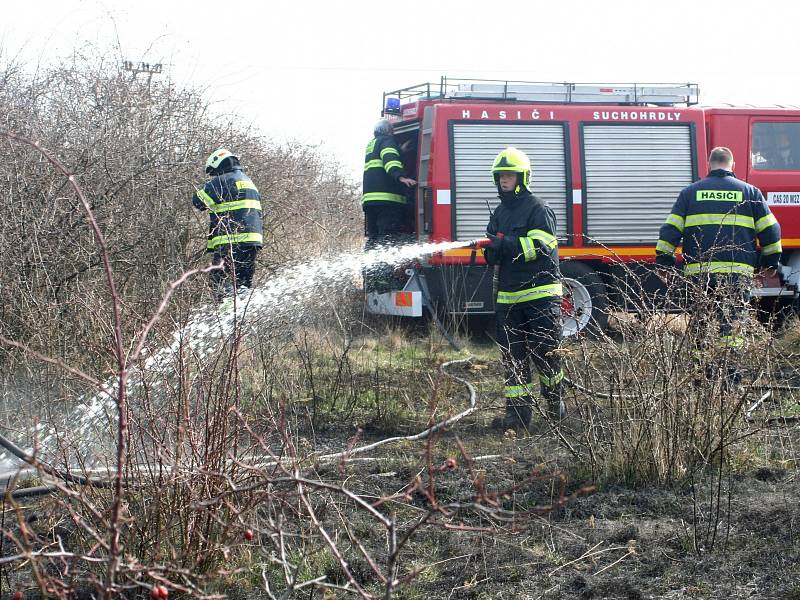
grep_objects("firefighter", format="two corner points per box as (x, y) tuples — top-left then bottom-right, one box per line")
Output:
(483, 147), (565, 430)
(362, 118), (416, 292)
(192, 148), (263, 298)
(655, 146), (782, 384)
(766, 131), (799, 170)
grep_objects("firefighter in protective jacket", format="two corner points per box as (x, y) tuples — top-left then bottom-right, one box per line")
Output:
(655, 146), (782, 380)
(361, 118), (416, 292)
(192, 148), (263, 296)
(483, 147), (565, 430)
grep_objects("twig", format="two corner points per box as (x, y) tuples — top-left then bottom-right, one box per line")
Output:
(295, 479), (372, 600)
(0, 335), (102, 388)
(129, 263), (222, 363)
(317, 356), (477, 461)
(592, 548), (635, 576)
(0, 130), (130, 595)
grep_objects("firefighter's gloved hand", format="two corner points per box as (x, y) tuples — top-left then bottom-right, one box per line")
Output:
(486, 233), (504, 252)
(483, 233), (504, 266)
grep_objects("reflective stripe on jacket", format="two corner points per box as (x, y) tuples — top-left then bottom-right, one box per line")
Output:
(655, 169), (781, 275)
(361, 134), (409, 208)
(483, 190), (561, 305)
(192, 168), (263, 251)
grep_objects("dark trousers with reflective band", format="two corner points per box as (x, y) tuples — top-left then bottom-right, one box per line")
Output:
(363, 203), (412, 292)
(686, 273), (751, 384)
(211, 244), (259, 291)
(364, 203), (410, 241)
(496, 298), (563, 411)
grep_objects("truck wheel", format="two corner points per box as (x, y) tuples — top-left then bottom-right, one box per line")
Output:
(559, 261), (609, 338)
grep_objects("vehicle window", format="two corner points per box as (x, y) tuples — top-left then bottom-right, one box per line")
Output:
(752, 122), (800, 170)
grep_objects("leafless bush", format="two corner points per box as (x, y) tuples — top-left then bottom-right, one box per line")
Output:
(1, 279), (574, 597)
(0, 57), (582, 597)
(0, 46), (360, 377)
(562, 265), (774, 477)
(554, 253), (800, 551)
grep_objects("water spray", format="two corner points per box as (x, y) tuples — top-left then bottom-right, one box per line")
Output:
(0, 239), (487, 473)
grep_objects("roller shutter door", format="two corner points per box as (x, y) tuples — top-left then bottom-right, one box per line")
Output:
(583, 124), (694, 244)
(451, 123), (569, 242)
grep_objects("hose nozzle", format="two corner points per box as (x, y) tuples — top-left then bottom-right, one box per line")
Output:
(469, 232), (503, 249)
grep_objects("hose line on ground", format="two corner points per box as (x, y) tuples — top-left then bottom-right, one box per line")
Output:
(0, 355), (480, 497)
(0, 431), (117, 498)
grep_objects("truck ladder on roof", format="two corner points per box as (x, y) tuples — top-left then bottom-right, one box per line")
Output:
(383, 77), (699, 113)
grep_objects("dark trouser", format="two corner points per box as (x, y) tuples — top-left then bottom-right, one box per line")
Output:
(364, 203), (409, 241)
(210, 244), (259, 293)
(363, 203), (412, 293)
(496, 298), (563, 416)
(686, 273), (751, 386)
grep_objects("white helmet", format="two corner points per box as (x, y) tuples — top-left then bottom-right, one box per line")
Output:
(373, 119), (393, 136)
(205, 148), (239, 174)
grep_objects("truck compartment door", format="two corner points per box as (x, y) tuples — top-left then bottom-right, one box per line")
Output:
(582, 124), (695, 245)
(450, 122), (570, 242)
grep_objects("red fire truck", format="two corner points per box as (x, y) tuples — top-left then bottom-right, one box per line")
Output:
(366, 78), (800, 335)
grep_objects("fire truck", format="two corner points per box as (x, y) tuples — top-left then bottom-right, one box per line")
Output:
(366, 77), (800, 336)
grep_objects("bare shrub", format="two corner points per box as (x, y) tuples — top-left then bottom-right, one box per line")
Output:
(0, 46), (360, 376)
(554, 253), (800, 551)
(0, 52), (583, 599)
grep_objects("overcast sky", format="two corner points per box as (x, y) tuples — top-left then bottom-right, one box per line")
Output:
(3, 0), (800, 180)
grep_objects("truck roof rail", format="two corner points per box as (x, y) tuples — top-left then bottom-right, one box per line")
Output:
(383, 77), (699, 114)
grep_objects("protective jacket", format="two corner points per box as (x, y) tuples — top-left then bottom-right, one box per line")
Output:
(362, 134), (409, 208)
(655, 169), (781, 275)
(483, 189), (562, 305)
(192, 167), (263, 251)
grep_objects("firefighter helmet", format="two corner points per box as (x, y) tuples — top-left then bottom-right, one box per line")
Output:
(205, 148), (239, 174)
(374, 118), (394, 136)
(491, 147), (531, 191)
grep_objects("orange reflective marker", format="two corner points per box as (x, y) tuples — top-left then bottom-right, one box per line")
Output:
(395, 292), (412, 307)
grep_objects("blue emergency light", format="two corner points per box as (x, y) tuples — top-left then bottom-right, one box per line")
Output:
(385, 97), (401, 113)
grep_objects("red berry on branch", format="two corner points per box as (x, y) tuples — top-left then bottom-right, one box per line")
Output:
(244, 529), (255, 541)
(157, 585), (169, 599)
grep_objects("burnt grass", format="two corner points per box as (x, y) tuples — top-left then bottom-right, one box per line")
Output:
(300, 354), (800, 600)
(3, 336), (798, 599)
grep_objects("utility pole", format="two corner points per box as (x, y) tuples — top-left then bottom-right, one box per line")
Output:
(122, 60), (163, 93)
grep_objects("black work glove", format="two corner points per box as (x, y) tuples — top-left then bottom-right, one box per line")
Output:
(487, 233), (504, 252)
(483, 233), (504, 266)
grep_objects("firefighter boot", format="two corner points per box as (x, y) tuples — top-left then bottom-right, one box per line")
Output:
(491, 401), (532, 431)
